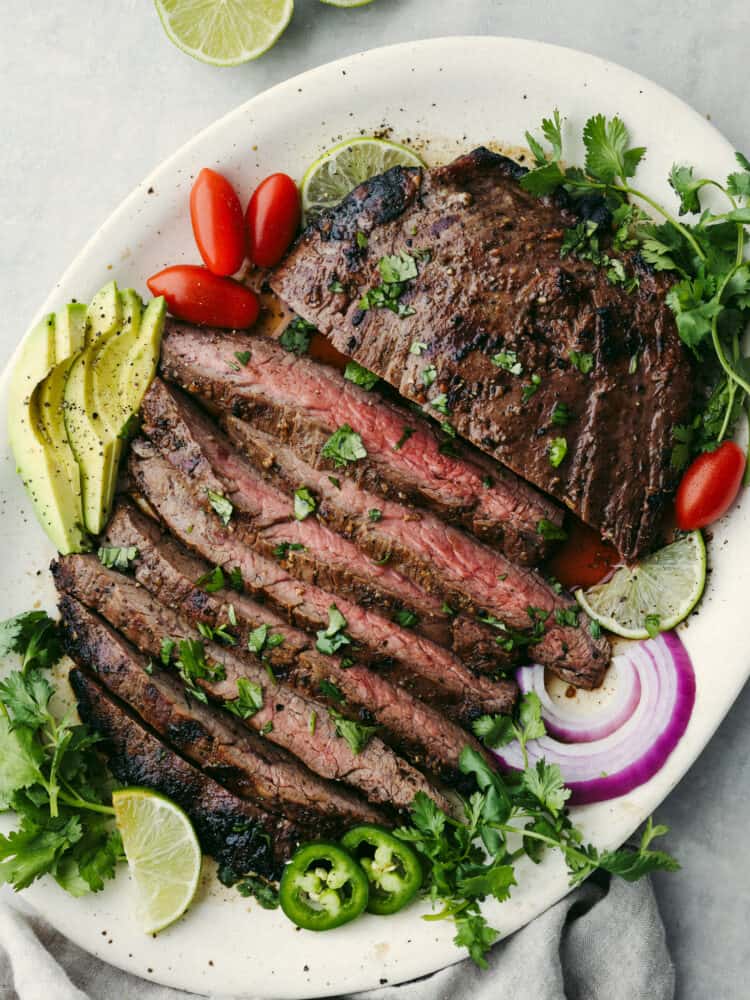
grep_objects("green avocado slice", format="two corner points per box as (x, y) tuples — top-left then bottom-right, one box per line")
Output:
(8, 315), (89, 553)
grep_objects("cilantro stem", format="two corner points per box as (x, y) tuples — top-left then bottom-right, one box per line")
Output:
(614, 185), (707, 262)
(57, 789), (115, 816)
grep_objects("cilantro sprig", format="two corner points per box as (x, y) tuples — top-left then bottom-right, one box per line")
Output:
(521, 109), (750, 463)
(0, 612), (122, 895)
(395, 693), (678, 967)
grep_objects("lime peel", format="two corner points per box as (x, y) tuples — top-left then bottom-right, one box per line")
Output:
(575, 531), (706, 640)
(113, 787), (202, 934)
(154, 0), (294, 67)
(301, 137), (424, 220)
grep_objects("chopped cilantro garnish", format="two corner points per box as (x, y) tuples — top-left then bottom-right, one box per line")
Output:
(206, 490), (233, 526)
(279, 317), (316, 355)
(97, 546), (138, 572)
(492, 350), (523, 375)
(548, 437), (568, 468)
(344, 361), (379, 390)
(321, 424), (367, 468)
(293, 486), (317, 521)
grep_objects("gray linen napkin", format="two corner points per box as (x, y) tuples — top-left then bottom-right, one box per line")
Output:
(0, 874), (674, 1000)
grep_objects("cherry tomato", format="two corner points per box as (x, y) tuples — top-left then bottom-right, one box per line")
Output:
(189, 168), (246, 276)
(545, 519), (619, 590)
(675, 440), (746, 530)
(147, 265), (259, 329)
(246, 173), (301, 268)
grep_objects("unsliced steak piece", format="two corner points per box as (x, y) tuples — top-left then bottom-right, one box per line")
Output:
(56, 551), (491, 781)
(52, 556), (451, 813)
(270, 149), (694, 561)
(140, 379), (605, 686)
(69, 669), (296, 877)
(159, 320), (561, 564)
(129, 439), (524, 701)
(59, 594), (384, 831)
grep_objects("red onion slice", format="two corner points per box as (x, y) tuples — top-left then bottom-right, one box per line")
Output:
(516, 655), (642, 743)
(495, 632), (695, 805)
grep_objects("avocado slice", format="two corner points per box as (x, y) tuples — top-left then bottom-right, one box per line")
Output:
(37, 303), (89, 527)
(87, 280), (122, 342)
(8, 315), (89, 553)
(64, 287), (165, 535)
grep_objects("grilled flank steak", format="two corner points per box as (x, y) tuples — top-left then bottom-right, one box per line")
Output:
(270, 148), (694, 561)
(139, 378), (608, 688)
(52, 557), (451, 813)
(69, 669), (298, 877)
(55, 553), (496, 783)
(128, 440), (528, 705)
(60, 595), (385, 832)
(159, 319), (562, 565)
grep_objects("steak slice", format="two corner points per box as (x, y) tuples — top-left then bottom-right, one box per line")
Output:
(52, 556), (451, 813)
(55, 552), (494, 782)
(159, 320), (561, 565)
(129, 441), (522, 706)
(141, 378), (606, 686)
(270, 149), (694, 561)
(59, 594), (384, 832)
(223, 413), (607, 678)
(140, 378), (472, 643)
(105, 502), (515, 725)
(69, 669), (296, 877)
(142, 378), (511, 674)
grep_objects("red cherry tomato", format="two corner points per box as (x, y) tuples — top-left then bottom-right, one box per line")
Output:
(545, 519), (620, 590)
(246, 173), (301, 268)
(147, 265), (259, 329)
(676, 440), (746, 530)
(190, 168), (246, 276)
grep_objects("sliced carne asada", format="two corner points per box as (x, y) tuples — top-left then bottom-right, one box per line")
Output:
(159, 319), (561, 564)
(140, 378), (470, 635)
(69, 668), (297, 876)
(129, 441), (525, 704)
(52, 555), (451, 812)
(222, 413), (606, 678)
(55, 553), (497, 781)
(269, 149), (694, 562)
(59, 593), (384, 831)
(105, 502), (516, 727)
(140, 378), (512, 673)
(139, 379), (606, 687)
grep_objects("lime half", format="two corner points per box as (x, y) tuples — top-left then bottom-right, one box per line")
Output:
(575, 531), (706, 640)
(154, 0), (294, 66)
(113, 788), (202, 934)
(301, 137), (425, 219)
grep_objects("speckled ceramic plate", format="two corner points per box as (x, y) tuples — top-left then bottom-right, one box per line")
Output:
(1, 36), (748, 999)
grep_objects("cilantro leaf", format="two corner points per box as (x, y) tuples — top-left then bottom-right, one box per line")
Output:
(223, 677), (264, 719)
(548, 437), (568, 468)
(0, 611), (63, 674)
(472, 713), (515, 749)
(537, 518), (568, 541)
(522, 760), (571, 816)
(583, 114), (645, 183)
(328, 709), (377, 754)
(491, 350), (523, 375)
(293, 486), (317, 521)
(279, 317), (315, 355)
(453, 914), (499, 969)
(0, 669), (54, 730)
(321, 424), (367, 468)
(195, 565), (226, 593)
(315, 605), (351, 656)
(344, 361), (379, 390)
(0, 715), (44, 809)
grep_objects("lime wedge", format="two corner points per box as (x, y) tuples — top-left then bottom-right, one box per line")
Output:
(301, 137), (425, 219)
(575, 531), (706, 640)
(113, 788), (202, 934)
(154, 0), (294, 66)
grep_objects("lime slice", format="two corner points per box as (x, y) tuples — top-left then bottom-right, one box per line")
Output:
(154, 0), (294, 66)
(301, 137), (425, 219)
(319, 0), (375, 6)
(575, 531), (706, 640)
(113, 788), (202, 934)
